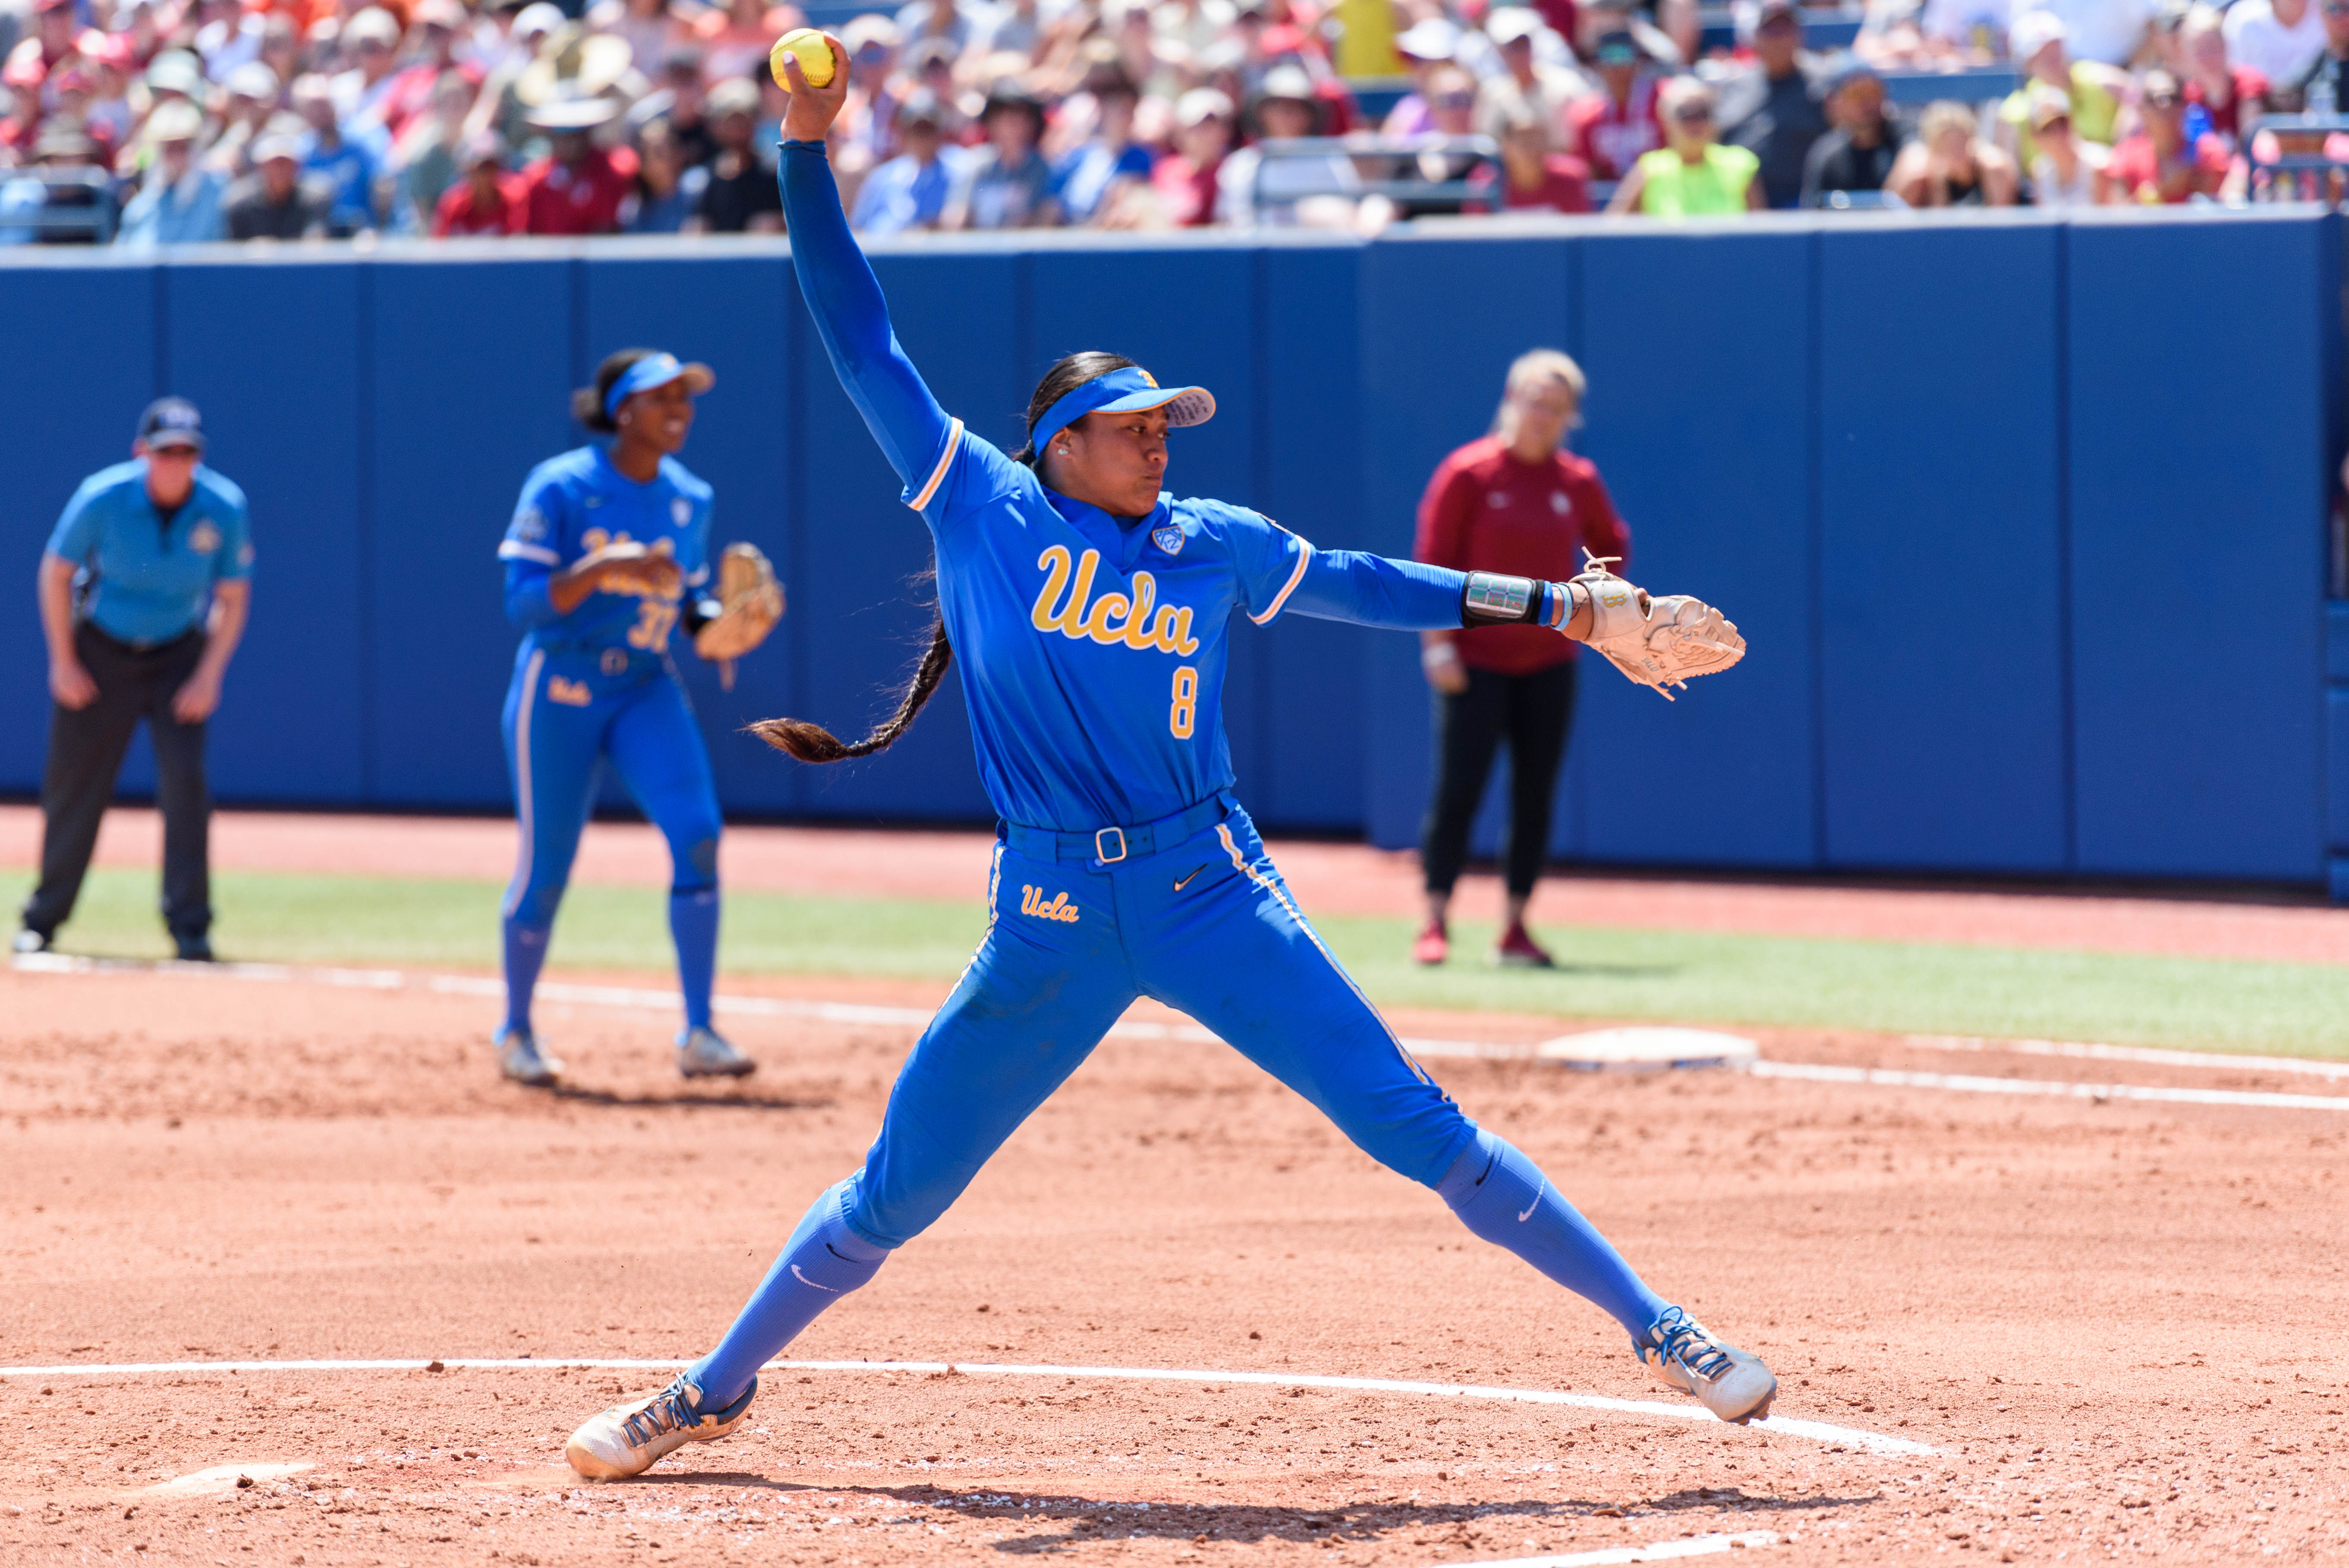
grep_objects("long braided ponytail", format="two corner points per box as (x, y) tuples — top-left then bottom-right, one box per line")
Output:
(749, 350), (1139, 764)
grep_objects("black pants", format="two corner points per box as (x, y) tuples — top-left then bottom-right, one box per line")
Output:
(21, 624), (212, 941)
(1420, 661), (1577, 900)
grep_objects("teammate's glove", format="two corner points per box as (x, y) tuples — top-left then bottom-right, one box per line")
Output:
(692, 542), (786, 687)
(1571, 553), (1744, 701)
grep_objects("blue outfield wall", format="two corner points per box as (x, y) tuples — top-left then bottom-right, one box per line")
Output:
(0, 207), (2339, 887)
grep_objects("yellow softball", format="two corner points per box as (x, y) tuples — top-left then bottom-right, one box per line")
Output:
(769, 28), (836, 88)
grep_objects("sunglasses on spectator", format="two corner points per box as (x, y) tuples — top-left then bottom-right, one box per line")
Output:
(1434, 90), (1477, 107)
(1671, 105), (1713, 122)
(2144, 90), (2180, 107)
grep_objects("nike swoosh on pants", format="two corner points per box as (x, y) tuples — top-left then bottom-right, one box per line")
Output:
(1173, 866), (1206, 891)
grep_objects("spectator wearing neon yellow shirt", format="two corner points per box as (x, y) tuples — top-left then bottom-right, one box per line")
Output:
(1605, 76), (1763, 215)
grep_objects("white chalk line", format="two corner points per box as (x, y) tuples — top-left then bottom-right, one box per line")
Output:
(16, 951), (2348, 1113)
(1437, 1535), (1777, 1568)
(0, 1354), (1935, 1458)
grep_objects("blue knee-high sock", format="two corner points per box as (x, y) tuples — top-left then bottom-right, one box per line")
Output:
(501, 918), (553, 1036)
(1438, 1128), (1670, 1340)
(690, 1179), (889, 1407)
(668, 886), (719, 1032)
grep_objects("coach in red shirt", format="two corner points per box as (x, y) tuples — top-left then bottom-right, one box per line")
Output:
(1413, 349), (1629, 969)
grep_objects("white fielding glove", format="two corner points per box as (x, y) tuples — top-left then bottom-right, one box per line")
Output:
(1573, 553), (1746, 701)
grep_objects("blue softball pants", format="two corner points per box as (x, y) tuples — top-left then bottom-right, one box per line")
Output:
(499, 643), (722, 1035)
(688, 801), (1669, 1405)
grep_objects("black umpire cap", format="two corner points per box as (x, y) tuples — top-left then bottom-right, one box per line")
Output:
(137, 397), (205, 452)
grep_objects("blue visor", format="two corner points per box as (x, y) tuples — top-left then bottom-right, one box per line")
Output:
(604, 352), (716, 421)
(1029, 365), (1216, 455)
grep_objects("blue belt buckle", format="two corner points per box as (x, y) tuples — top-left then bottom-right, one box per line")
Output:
(1094, 826), (1128, 864)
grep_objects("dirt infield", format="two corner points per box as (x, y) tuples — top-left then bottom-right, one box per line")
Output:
(10, 803), (2349, 963)
(4, 957), (2346, 1567)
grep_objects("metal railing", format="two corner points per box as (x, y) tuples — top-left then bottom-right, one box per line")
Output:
(1245, 134), (1502, 218)
(0, 166), (118, 244)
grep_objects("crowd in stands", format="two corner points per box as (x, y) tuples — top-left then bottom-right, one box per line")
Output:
(0, 0), (2340, 242)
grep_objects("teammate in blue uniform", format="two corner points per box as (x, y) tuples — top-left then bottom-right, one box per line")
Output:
(493, 349), (757, 1086)
(564, 42), (1776, 1478)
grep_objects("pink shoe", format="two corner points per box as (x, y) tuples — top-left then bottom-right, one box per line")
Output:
(1496, 922), (1554, 969)
(1412, 919), (1450, 966)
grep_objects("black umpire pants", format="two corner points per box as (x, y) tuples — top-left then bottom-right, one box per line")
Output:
(21, 623), (212, 942)
(1420, 661), (1577, 900)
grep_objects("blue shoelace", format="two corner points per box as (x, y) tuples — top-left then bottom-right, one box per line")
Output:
(1648, 1307), (1732, 1380)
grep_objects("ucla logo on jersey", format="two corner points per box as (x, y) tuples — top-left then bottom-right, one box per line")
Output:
(548, 676), (594, 706)
(187, 520), (222, 554)
(1029, 545), (1200, 657)
(1151, 521), (1185, 557)
(672, 498), (691, 526)
(1020, 885), (1080, 923)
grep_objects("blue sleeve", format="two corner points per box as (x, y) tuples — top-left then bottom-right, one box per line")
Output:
(213, 494), (255, 582)
(504, 558), (558, 627)
(500, 466), (568, 627)
(778, 140), (957, 497)
(1225, 510), (1466, 630)
(46, 476), (106, 562)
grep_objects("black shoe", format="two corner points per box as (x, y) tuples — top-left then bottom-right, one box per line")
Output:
(173, 934), (215, 963)
(12, 927), (51, 956)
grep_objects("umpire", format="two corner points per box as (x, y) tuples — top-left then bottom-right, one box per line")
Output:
(1413, 350), (1629, 970)
(15, 398), (253, 962)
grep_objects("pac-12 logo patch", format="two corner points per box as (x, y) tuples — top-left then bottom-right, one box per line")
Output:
(1152, 522), (1184, 556)
(672, 498), (692, 526)
(188, 521), (222, 554)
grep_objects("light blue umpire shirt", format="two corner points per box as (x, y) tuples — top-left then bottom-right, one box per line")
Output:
(46, 460), (255, 647)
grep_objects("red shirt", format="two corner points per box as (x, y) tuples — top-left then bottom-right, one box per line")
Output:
(1414, 434), (1631, 674)
(2103, 132), (2229, 204)
(433, 171), (524, 236)
(516, 145), (639, 236)
(2182, 67), (2265, 148)
(1567, 77), (1662, 181)
(1502, 151), (1593, 213)
(1152, 153), (1221, 227)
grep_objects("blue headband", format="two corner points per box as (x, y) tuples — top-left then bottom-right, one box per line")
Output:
(1029, 365), (1217, 454)
(604, 352), (714, 421)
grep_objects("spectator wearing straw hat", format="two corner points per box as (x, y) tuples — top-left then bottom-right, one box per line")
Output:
(115, 100), (226, 245)
(1154, 85), (1234, 226)
(224, 114), (331, 237)
(517, 94), (636, 233)
(18, 397), (252, 963)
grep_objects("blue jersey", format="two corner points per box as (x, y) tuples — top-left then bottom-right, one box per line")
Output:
(46, 460), (253, 646)
(780, 140), (1469, 834)
(498, 445), (715, 661)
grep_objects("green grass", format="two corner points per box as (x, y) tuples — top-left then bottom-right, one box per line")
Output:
(15, 866), (2349, 1058)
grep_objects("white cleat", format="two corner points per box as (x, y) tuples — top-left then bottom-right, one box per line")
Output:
(566, 1373), (757, 1480)
(1634, 1305), (1778, 1424)
(677, 1026), (756, 1079)
(494, 1026), (563, 1087)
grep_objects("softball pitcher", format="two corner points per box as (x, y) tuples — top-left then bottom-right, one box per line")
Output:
(494, 349), (783, 1087)
(565, 42), (1760, 1477)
